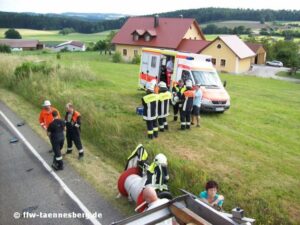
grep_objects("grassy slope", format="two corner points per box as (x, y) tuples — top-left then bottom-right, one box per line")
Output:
(0, 28), (112, 44)
(0, 52), (299, 224)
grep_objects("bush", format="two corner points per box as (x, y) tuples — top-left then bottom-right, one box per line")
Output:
(131, 54), (141, 64)
(14, 62), (32, 80)
(0, 44), (11, 53)
(112, 52), (121, 63)
(56, 53), (61, 59)
(14, 61), (54, 80)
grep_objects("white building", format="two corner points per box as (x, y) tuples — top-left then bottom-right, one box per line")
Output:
(54, 41), (86, 52)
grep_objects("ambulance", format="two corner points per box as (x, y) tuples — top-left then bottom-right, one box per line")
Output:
(139, 48), (230, 112)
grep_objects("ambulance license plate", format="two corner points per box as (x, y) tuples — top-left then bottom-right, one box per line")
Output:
(215, 107), (224, 111)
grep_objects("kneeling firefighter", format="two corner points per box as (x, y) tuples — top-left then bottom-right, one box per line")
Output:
(145, 153), (172, 199)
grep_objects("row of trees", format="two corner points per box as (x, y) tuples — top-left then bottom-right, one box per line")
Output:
(1, 9), (300, 33)
(260, 28), (300, 39)
(203, 24), (252, 35)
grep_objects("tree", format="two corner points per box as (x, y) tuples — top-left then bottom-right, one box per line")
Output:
(59, 28), (75, 35)
(5, 28), (22, 39)
(94, 40), (108, 54)
(106, 30), (117, 54)
(273, 40), (300, 68)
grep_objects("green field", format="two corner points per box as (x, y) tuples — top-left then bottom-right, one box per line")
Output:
(0, 28), (113, 44)
(0, 51), (299, 224)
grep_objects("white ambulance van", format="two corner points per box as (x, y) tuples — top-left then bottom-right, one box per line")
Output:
(139, 48), (230, 112)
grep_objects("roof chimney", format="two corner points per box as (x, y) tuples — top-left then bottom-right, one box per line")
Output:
(154, 15), (159, 27)
(179, 14), (183, 19)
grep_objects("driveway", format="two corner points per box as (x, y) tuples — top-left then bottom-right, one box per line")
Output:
(244, 65), (300, 83)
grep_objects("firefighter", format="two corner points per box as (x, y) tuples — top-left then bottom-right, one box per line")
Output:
(47, 111), (65, 171)
(157, 81), (172, 132)
(65, 103), (84, 159)
(39, 100), (60, 131)
(171, 80), (185, 121)
(145, 153), (169, 192)
(180, 79), (195, 130)
(125, 144), (148, 174)
(142, 83), (159, 139)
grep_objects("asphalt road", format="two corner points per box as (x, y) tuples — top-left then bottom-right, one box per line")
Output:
(245, 65), (300, 83)
(0, 101), (123, 225)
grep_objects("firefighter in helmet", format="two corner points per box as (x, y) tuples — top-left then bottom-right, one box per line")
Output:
(157, 81), (172, 132)
(180, 79), (195, 130)
(145, 153), (169, 192)
(142, 82), (159, 139)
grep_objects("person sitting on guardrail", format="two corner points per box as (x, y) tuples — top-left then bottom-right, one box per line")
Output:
(199, 180), (224, 210)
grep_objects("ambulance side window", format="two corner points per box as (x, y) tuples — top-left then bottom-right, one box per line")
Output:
(182, 70), (191, 83)
(151, 56), (157, 68)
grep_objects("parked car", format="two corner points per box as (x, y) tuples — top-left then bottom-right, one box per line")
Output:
(266, 60), (283, 67)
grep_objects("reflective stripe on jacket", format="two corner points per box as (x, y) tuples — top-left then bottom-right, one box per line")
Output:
(142, 93), (158, 120)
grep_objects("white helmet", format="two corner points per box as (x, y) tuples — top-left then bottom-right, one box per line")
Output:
(42, 100), (51, 107)
(186, 79), (193, 88)
(146, 82), (155, 92)
(158, 81), (167, 88)
(154, 153), (167, 166)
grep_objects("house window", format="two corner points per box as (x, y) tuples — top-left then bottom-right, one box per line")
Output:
(151, 56), (157, 68)
(123, 49), (127, 56)
(134, 49), (138, 56)
(212, 58), (216, 65)
(221, 59), (226, 67)
(145, 34), (151, 42)
(133, 34), (139, 41)
(217, 44), (222, 49)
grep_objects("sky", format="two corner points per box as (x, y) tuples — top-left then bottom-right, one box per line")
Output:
(0, 0), (299, 15)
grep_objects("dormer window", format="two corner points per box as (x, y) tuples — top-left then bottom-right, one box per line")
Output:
(133, 34), (139, 41)
(145, 34), (151, 42)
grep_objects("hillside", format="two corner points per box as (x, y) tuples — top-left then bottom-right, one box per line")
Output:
(1, 8), (300, 33)
(0, 52), (299, 224)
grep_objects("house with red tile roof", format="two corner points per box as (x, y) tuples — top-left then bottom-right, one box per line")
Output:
(112, 16), (206, 61)
(112, 16), (260, 73)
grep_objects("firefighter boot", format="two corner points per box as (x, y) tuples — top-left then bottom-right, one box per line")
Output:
(154, 131), (158, 138)
(66, 149), (72, 154)
(164, 124), (169, 131)
(173, 115), (178, 121)
(181, 124), (186, 130)
(78, 151), (84, 160)
(148, 134), (153, 139)
(57, 160), (64, 170)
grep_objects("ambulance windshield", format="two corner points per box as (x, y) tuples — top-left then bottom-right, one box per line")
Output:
(192, 70), (223, 88)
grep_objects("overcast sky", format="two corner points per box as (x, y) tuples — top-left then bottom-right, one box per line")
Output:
(0, 0), (299, 15)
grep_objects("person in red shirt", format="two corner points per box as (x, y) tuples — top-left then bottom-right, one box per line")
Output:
(39, 100), (60, 130)
(39, 100), (61, 153)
